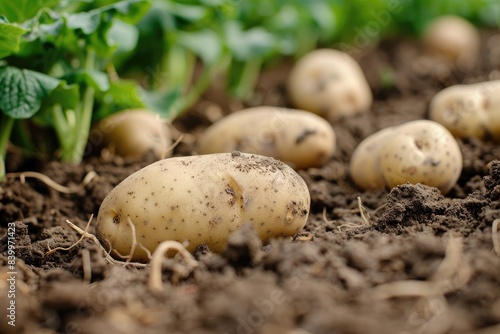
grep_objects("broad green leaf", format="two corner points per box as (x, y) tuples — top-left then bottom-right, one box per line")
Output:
(44, 82), (81, 110)
(0, 17), (27, 59)
(224, 21), (276, 60)
(142, 88), (182, 118)
(177, 29), (222, 65)
(308, 2), (336, 39)
(94, 79), (145, 121)
(63, 70), (110, 92)
(23, 0), (150, 57)
(169, 2), (208, 23)
(0, 66), (59, 119)
(107, 19), (139, 54)
(33, 82), (81, 127)
(0, 0), (59, 23)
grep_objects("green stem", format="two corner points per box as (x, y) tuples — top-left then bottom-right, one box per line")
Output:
(52, 104), (69, 145)
(0, 115), (15, 180)
(59, 47), (96, 163)
(162, 44), (190, 89)
(232, 58), (262, 101)
(178, 67), (216, 114)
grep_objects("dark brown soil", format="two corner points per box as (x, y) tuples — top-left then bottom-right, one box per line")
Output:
(1, 30), (500, 334)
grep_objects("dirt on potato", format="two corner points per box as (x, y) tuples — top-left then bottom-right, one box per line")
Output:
(1, 30), (500, 334)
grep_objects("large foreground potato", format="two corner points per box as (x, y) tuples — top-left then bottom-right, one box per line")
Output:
(197, 107), (336, 169)
(96, 152), (310, 262)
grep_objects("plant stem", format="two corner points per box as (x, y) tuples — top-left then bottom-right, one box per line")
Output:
(163, 44), (190, 89)
(0, 115), (15, 180)
(231, 58), (262, 101)
(59, 47), (96, 164)
(178, 66), (216, 114)
(52, 104), (68, 144)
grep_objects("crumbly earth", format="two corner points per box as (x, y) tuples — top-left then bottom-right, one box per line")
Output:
(1, 30), (500, 334)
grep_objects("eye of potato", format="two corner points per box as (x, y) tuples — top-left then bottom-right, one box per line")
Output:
(112, 214), (121, 225)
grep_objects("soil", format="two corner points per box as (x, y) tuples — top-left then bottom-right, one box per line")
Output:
(1, 30), (500, 334)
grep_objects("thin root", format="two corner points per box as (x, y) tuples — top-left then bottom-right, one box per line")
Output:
(431, 237), (463, 282)
(126, 217), (138, 264)
(138, 242), (153, 260)
(82, 249), (92, 284)
(167, 123), (197, 145)
(357, 196), (371, 225)
(162, 134), (184, 160)
(148, 241), (198, 293)
(6, 171), (98, 194)
(372, 237), (468, 300)
(372, 203), (387, 215)
(493, 219), (500, 256)
(45, 216), (94, 256)
(56, 218), (146, 268)
(322, 206), (369, 232)
(372, 280), (442, 300)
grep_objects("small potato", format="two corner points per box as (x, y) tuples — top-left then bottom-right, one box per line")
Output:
(422, 15), (480, 69)
(93, 109), (172, 159)
(197, 107), (336, 169)
(350, 120), (462, 194)
(348, 126), (396, 190)
(96, 152), (310, 262)
(287, 49), (372, 122)
(485, 93), (500, 141)
(429, 80), (500, 140)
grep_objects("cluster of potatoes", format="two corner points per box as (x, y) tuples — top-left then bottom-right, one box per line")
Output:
(95, 15), (491, 261)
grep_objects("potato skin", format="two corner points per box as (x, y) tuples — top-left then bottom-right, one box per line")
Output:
(349, 126), (396, 190)
(96, 152), (310, 262)
(429, 81), (500, 140)
(197, 107), (336, 169)
(422, 15), (480, 69)
(350, 120), (462, 194)
(287, 49), (372, 122)
(93, 109), (172, 159)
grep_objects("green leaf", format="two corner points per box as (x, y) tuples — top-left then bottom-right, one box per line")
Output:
(94, 79), (145, 120)
(142, 88), (182, 118)
(169, 3), (208, 23)
(107, 19), (139, 55)
(177, 29), (222, 65)
(0, 0), (59, 23)
(63, 70), (110, 91)
(23, 0), (150, 57)
(45, 82), (81, 110)
(0, 66), (59, 119)
(224, 21), (276, 60)
(308, 2), (336, 39)
(0, 17), (27, 59)
(33, 82), (81, 127)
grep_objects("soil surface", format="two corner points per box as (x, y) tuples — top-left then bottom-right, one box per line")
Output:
(1, 30), (500, 334)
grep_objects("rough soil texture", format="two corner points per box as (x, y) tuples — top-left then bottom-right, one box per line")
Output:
(1, 30), (500, 334)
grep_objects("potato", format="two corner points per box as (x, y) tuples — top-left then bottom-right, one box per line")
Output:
(350, 120), (462, 194)
(422, 15), (480, 69)
(429, 80), (500, 140)
(197, 107), (336, 169)
(348, 126), (396, 190)
(96, 152), (310, 262)
(93, 109), (172, 159)
(287, 49), (372, 122)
